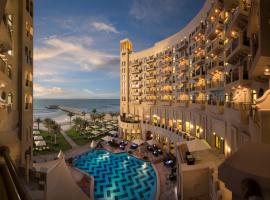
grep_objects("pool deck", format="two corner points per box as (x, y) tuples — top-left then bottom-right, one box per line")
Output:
(33, 140), (177, 200)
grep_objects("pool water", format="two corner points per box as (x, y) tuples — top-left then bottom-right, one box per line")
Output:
(73, 149), (157, 200)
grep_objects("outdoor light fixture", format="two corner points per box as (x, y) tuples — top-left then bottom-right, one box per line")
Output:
(264, 66), (270, 76)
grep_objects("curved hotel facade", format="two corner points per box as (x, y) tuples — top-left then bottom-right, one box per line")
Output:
(120, 0), (270, 198)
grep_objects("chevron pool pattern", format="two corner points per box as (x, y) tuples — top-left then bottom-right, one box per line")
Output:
(73, 149), (157, 200)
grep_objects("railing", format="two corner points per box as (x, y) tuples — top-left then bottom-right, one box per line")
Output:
(225, 102), (251, 111)
(0, 146), (31, 200)
(207, 81), (224, 89)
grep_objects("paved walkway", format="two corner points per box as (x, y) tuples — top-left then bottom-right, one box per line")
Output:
(61, 131), (78, 148)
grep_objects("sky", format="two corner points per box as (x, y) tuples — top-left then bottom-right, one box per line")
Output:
(34, 0), (206, 99)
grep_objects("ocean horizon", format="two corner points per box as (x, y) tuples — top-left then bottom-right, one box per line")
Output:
(34, 98), (120, 119)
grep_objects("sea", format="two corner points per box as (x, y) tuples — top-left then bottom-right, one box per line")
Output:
(34, 99), (120, 119)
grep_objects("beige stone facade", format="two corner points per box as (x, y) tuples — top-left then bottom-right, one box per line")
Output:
(120, 0), (270, 199)
(0, 0), (33, 177)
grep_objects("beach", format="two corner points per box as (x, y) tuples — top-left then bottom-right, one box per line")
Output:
(33, 99), (120, 129)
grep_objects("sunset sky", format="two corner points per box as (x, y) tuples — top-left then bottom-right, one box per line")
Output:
(34, 0), (205, 99)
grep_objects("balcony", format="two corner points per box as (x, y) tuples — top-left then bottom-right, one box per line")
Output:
(225, 5), (250, 33)
(206, 38), (224, 55)
(175, 40), (188, 51)
(225, 66), (249, 87)
(206, 60), (223, 73)
(207, 0), (223, 20)
(131, 76), (141, 82)
(195, 85), (206, 92)
(131, 60), (141, 67)
(145, 90), (156, 95)
(225, 33), (250, 64)
(190, 100), (206, 110)
(191, 68), (206, 79)
(163, 50), (172, 59)
(206, 100), (225, 114)
(131, 84), (142, 89)
(206, 20), (224, 40)
(193, 40), (205, 53)
(0, 146), (32, 200)
(176, 100), (189, 107)
(145, 74), (156, 80)
(146, 65), (156, 71)
(131, 68), (142, 74)
(145, 82), (156, 87)
(225, 102), (251, 124)
(207, 81), (224, 91)
(146, 57), (156, 64)
(192, 24), (205, 40)
(132, 91), (142, 96)
(193, 55), (205, 66)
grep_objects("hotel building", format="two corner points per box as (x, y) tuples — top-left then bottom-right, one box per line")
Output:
(120, 0), (270, 199)
(0, 0), (33, 183)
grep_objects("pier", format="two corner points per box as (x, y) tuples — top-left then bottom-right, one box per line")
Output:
(58, 106), (83, 115)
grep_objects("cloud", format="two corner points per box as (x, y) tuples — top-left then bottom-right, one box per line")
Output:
(34, 35), (119, 75)
(130, 0), (185, 21)
(33, 84), (119, 99)
(34, 84), (64, 97)
(92, 22), (119, 34)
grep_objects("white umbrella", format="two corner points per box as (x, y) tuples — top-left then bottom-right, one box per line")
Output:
(99, 127), (107, 132)
(106, 125), (114, 129)
(109, 130), (118, 136)
(185, 139), (211, 152)
(92, 130), (101, 135)
(35, 140), (46, 147)
(34, 135), (44, 141)
(91, 125), (99, 129)
(33, 131), (40, 135)
(132, 139), (145, 146)
(102, 136), (113, 142)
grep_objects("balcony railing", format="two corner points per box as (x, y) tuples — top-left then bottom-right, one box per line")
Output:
(225, 5), (250, 33)
(225, 33), (250, 64)
(207, 81), (224, 90)
(0, 146), (31, 200)
(206, 19), (223, 40)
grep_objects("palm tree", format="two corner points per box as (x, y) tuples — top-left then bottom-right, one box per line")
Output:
(92, 108), (97, 114)
(43, 118), (54, 141)
(35, 118), (42, 130)
(73, 117), (83, 132)
(51, 123), (61, 144)
(67, 112), (74, 124)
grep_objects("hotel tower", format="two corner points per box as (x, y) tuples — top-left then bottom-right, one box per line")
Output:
(120, 0), (270, 199)
(0, 0), (33, 183)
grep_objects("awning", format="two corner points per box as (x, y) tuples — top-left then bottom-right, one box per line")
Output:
(35, 140), (46, 147)
(218, 143), (270, 196)
(146, 139), (157, 146)
(185, 139), (211, 152)
(33, 151), (88, 200)
(132, 139), (145, 146)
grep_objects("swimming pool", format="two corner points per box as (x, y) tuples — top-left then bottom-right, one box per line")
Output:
(73, 149), (157, 200)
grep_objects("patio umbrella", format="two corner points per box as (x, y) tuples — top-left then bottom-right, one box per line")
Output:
(102, 136), (113, 142)
(34, 135), (44, 141)
(106, 125), (114, 129)
(35, 140), (46, 147)
(91, 130), (101, 135)
(33, 130), (40, 135)
(99, 127), (107, 132)
(91, 125), (99, 129)
(185, 139), (211, 152)
(109, 130), (118, 136)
